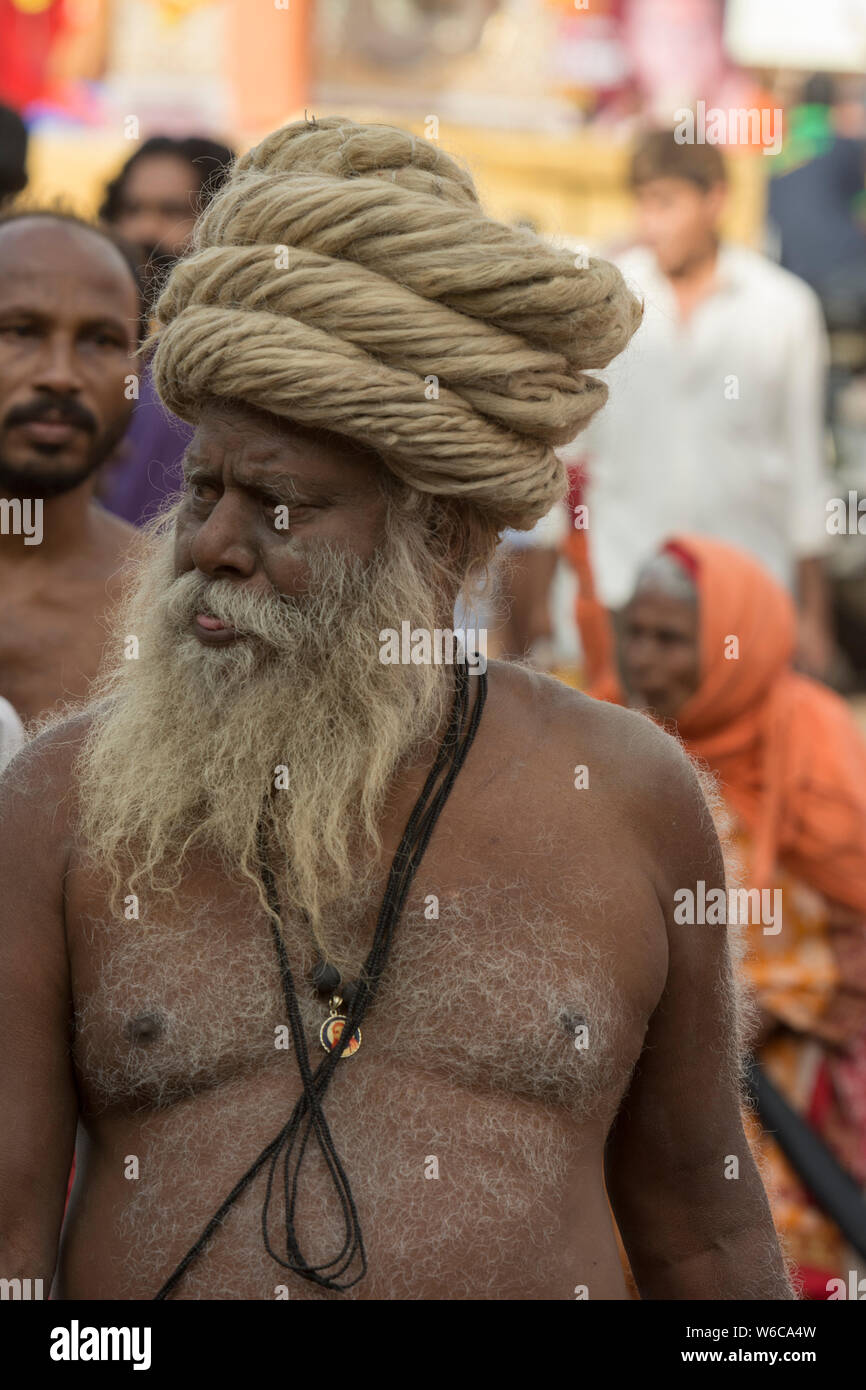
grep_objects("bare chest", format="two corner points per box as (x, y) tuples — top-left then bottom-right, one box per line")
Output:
(69, 846), (667, 1129)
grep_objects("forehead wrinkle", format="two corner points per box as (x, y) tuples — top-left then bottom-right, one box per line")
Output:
(183, 459), (324, 500)
(184, 449), (365, 504)
(0, 308), (136, 342)
(181, 439), (291, 477)
(0, 280), (139, 344)
(242, 468), (373, 505)
(233, 468), (306, 499)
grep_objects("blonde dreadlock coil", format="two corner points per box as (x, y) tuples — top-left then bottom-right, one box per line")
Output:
(151, 115), (642, 532)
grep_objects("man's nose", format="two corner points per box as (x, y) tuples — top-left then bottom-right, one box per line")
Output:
(188, 496), (257, 579)
(122, 214), (165, 251)
(32, 333), (84, 395)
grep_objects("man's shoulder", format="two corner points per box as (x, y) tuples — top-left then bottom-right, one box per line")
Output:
(0, 707), (97, 820)
(484, 665), (718, 891)
(90, 502), (141, 565)
(485, 661), (691, 788)
(724, 243), (823, 318)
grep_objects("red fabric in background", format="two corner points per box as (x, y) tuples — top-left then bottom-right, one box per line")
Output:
(0, 0), (67, 110)
(565, 460), (586, 515)
(798, 1264), (838, 1300)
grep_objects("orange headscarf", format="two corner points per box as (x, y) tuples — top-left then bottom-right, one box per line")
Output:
(567, 528), (866, 915)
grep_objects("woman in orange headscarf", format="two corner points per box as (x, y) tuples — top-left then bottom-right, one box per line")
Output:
(566, 527), (866, 1297)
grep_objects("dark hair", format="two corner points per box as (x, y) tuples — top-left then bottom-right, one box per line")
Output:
(99, 135), (235, 224)
(629, 128), (727, 193)
(0, 105), (28, 205)
(0, 207), (148, 345)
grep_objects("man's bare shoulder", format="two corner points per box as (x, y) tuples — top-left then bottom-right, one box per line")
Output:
(91, 501), (137, 551)
(0, 708), (96, 834)
(485, 659), (691, 785)
(484, 662), (718, 877)
(89, 503), (142, 586)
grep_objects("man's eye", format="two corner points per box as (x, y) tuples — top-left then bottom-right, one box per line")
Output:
(188, 481), (217, 503)
(80, 332), (125, 351)
(0, 323), (36, 338)
(266, 499), (293, 528)
(89, 331), (125, 349)
(269, 503), (319, 528)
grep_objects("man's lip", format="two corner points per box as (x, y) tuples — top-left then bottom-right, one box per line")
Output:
(15, 419), (85, 444)
(197, 613), (231, 631)
(192, 613), (242, 644)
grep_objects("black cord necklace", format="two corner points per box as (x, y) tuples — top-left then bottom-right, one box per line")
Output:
(154, 662), (486, 1299)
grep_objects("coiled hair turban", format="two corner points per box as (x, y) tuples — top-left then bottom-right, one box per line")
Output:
(151, 115), (642, 532)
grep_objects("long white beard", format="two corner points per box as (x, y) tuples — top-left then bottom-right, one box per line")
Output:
(75, 508), (452, 956)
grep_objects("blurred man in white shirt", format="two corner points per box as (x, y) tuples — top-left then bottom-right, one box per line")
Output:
(581, 129), (835, 676)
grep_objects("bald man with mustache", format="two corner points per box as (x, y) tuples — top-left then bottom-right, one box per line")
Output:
(0, 118), (794, 1302)
(0, 213), (142, 722)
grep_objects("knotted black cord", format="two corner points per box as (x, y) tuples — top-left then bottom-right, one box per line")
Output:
(260, 660), (487, 1286)
(154, 663), (486, 1299)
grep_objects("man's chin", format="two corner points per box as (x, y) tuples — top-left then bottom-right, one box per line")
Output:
(171, 627), (282, 682)
(0, 457), (99, 499)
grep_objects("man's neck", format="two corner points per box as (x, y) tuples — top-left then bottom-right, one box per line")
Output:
(665, 240), (721, 323)
(0, 479), (100, 566)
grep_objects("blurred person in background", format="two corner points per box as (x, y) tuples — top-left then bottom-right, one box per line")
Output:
(767, 75), (866, 694)
(99, 135), (235, 304)
(768, 74), (866, 329)
(98, 135), (234, 526)
(0, 212), (142, 722)
(583, 534), (866, 1297)
(474, 503), (569, 668)
(482, 215), (569, 669)
(579, 129), (836, 680)
(494, 506), (567, 667)
(0, 104), (27, 210)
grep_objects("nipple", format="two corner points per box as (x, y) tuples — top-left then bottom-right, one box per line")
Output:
(124, 1011), (166, 1045)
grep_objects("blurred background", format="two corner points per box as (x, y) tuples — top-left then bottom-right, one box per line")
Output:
(2, 0), (865, 692)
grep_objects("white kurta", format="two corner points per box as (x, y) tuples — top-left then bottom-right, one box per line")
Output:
(575, 243), (833, 609)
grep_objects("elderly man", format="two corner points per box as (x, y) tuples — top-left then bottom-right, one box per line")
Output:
(0, 117), (793, 1301)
